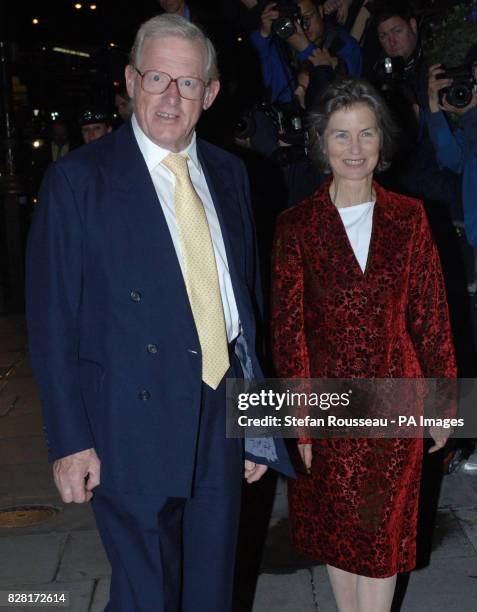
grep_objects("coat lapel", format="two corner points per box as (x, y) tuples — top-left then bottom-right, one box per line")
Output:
(197, 141), (249, 307)
(108, 122), (198, 344)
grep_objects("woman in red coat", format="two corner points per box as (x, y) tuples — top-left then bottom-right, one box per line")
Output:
(271, 78), (456, 611)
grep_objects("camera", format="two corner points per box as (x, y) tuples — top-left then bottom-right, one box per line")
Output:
(234, 102), (310, 163)
(271, 0), (303, 40)
(373, 56), (406, 88)
(436, 65), (477, 108)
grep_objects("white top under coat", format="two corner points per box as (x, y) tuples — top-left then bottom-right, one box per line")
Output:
(337, 201), (375, 273)
(131, 114), (240, 342)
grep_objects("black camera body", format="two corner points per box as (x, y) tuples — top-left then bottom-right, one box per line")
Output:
(271, 0), (302, 40)
(436, 65), (477, 108)
(234, 102), (310, 164)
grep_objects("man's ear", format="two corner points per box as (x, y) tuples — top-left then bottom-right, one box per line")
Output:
(203, 79), (220, 110)
(125, 65), (136, 100)
(318, 4), (324, 18)
(409, 17), (418, 35)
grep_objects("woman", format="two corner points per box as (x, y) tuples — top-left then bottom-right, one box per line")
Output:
(271, 78), (456, 612)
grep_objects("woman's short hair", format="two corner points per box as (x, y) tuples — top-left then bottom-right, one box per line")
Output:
(129, 14), (219, 82)
(309, 78), (398, 173)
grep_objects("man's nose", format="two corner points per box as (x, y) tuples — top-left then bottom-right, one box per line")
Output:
(164, 80), (182, 102)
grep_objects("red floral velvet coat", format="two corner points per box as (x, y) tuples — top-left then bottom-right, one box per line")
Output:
(271, 181), (456, 577)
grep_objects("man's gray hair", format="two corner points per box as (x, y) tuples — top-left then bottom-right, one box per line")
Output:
(130, 14), (219, 82)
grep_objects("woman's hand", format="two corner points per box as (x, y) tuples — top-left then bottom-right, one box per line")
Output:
(428, 425), (452, 453)
(298, 443), (312, 472)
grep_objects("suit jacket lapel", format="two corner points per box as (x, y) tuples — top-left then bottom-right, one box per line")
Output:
(109, 123), (198, 343)
(197, 142), (247, 304)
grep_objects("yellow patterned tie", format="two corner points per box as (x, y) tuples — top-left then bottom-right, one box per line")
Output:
(162, 153), (229, 389)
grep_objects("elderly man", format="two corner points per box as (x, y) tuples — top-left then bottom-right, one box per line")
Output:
(26, 14), (291, 612)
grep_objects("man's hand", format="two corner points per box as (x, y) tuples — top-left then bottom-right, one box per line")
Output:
(53, 448), (101, 503)
(428, 64), (453, 113)
(428, 426), (452, 454)
(309, 47), (337, 69)
(260, 2), (279, 38)
(428, 65), (477, 115)
(244, 459), (268, 483)
(287, 21), (310, 53)
(298, 443), (312, 473)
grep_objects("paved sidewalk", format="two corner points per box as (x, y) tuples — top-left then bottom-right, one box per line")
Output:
(1, 316), (477, 611)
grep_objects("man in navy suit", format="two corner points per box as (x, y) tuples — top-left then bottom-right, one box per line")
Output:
(26, 14), (291, 612)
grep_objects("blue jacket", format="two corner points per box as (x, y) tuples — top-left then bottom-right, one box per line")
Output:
(26, 121), (293, 496)
(250, 26), (362, 103)
(426, 107), (477, 245)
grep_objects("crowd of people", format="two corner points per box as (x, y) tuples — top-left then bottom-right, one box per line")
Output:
(23, 1), (477, 611)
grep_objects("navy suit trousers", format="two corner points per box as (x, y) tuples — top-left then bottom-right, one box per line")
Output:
(91, 358), (243, 612)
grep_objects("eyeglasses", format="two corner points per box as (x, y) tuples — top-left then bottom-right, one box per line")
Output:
(133, 67), (208, 100)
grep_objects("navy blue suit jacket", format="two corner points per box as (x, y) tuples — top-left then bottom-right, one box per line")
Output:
(26, 121), (292, 497)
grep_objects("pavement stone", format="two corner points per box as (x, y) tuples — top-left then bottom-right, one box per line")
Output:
(8, 357), (34, 381)
(56, 531), (111, 582)
(0, 380), (41, 418)
(0, 463), (57, 501)
(0, 533), (66, 586)
(404, 556), (477, 610)
(89, 577), (111, 612)
(438, 470), (477, 508)
(0, 411), (44, 437)
(0, 435), (48, 465)
(454, 506), (477, 552)
(252, 569), (316, 612)
(430, 508), (477, 559)
(311, 566), (339, 612)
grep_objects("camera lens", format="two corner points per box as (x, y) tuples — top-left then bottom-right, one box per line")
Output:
(272, 17), (296, 39)
(448, 84), (473, 108)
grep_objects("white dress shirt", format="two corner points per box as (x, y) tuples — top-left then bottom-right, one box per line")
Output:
(131, 115), (240, 342)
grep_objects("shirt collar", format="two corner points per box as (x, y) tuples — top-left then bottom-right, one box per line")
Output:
(131, 113), (200, 173)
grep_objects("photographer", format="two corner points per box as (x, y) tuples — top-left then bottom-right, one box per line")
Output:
(364, 2), (461, 206)
(426, 45), (477, 470)
(250, 0), (362, 105)
(426, 47), (477, 246)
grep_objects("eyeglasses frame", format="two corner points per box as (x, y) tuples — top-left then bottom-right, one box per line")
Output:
(133, 66), (209, 100)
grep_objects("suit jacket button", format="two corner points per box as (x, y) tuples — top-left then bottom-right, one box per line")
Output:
(147, 343), (158, 354)
(130, 290), (142, 302)
(139, 390), (151, 401)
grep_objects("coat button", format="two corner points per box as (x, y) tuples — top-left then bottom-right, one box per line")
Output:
(138, 390), (151, 401)
(147, 343), (158, 354)
(130, 290), (142, 302)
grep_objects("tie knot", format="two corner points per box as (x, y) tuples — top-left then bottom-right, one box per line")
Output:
(162, 153), (189, 178)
